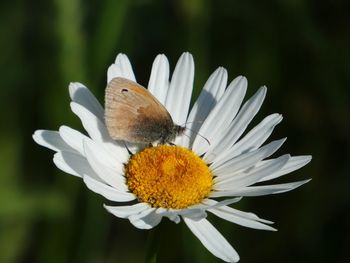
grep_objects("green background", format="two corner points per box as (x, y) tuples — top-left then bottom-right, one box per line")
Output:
(1, 0), (349, 262)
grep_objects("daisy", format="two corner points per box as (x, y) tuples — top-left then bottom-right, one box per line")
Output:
(33, 52), (311, 262)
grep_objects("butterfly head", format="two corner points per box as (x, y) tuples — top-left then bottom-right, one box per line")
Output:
(160, 124), (185, 144)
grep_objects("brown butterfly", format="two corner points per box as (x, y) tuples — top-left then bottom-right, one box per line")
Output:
(105, 77), (185, 144)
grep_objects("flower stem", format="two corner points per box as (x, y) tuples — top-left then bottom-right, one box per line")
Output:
(143, 225), (162, 263)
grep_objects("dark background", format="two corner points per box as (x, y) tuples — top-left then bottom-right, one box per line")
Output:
(1, 0), (349, 262)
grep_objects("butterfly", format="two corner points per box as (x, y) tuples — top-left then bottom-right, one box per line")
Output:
(105, 77), (185, 144)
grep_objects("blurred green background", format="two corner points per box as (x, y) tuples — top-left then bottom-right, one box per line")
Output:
(1, 0), (349, 262)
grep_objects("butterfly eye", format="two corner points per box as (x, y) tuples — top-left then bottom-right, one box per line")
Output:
(121, 89), (128, 93)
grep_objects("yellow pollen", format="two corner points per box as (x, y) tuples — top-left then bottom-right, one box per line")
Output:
(125, 145), (213, 209)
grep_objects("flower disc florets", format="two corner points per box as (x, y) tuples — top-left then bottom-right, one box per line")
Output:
(125, 145), (213, 209)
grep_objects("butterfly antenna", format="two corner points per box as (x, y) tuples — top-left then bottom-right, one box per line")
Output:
(183, 127), (210, 146)
(182, 120), (204, 126)
(178, 120), (210, 146)
(181, 132), (191, 141)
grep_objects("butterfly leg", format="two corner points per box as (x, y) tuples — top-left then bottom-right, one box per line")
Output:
(123, 141), (134, 155)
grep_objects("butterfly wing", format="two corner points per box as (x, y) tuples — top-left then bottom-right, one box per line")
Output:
(105, 77), (174, 143)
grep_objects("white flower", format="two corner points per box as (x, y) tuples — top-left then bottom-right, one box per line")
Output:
(33, 52), (311, 262)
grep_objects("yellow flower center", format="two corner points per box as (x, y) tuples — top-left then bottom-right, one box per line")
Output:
(125, 145), (213, 209)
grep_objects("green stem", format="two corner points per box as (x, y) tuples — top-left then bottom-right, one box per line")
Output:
(143, 225), (162, 263)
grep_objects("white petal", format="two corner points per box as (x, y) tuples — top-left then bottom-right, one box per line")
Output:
(70, 102), (108, 143)
(83, 175), (135, 202)
(204, 86), (267, 162)
(147, 54), (170, 104)
(167, 206), (207, 221)
(183, 217), (239, 262)
(258, 155), (312, 182)
(104, 203), (150, 218)
(33, 130), (74, 153)
(68, 82), (104, 121)
(105, 203), (163, 229)
(128, 208), (162, 229)
(53, 151), (99, 179)
(203, 199), (273, 224)
(182, 67), (228, 147)
(70, 102), (129, 162)
(214, 154), (290, 190)
(107, 53), (136, 82)
(209, 207), (276, 231)
(205, 200), (276, 231)
(177, 209), (207, 221)
(59, 126), (89, 155)
(155, 208), (181, 224)
(83, 139), (127, 191)
(207, 113), (283, 164)
(212, 138), (286, 176)
(227, 113), (283, 157)
(83, 138), (124, 172)
(201, 197), (242, 209)
(192, 76), (247, 156)
(165, 52), (194, 125)
(211, 179), (311, 197)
